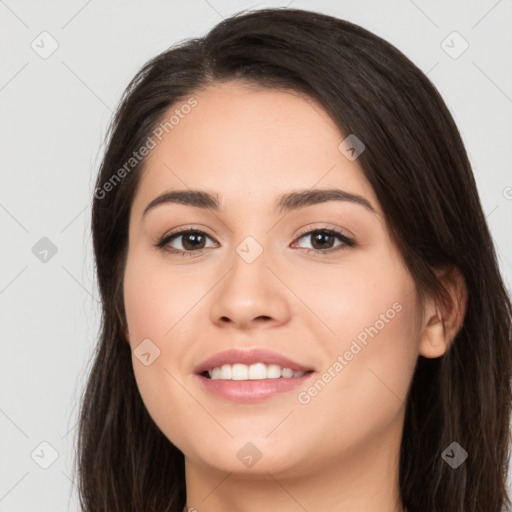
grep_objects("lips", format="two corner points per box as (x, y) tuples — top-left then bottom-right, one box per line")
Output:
(193, 348), (314, 375)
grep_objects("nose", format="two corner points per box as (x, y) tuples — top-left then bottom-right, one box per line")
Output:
(209, 249), (291, 330)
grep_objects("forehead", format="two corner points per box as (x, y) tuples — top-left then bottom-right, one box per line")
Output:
(132, 82), (379, 216)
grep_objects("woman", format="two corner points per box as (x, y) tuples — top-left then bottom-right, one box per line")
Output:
(76, 7), (512, 512)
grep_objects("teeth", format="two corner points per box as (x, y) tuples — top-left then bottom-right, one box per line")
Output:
(207, 363), (307, 380)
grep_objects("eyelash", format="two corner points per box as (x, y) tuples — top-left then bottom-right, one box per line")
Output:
(154, 226), (356, 257)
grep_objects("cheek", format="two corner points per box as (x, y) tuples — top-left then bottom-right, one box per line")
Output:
(123, 250), (202, 344)
(288, 246), (418, 353)
(290, 249), (420, 428)
(123, 253), (205, 451)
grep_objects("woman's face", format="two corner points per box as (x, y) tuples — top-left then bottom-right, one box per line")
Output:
(123, 81), (426, 478)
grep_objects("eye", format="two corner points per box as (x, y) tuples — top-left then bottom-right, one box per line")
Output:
(155, 228), (217, 256)
(291, 228), (355, 255)
(155, 226), (356, 257)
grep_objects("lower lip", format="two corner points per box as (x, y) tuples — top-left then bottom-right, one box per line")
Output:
(195, 372), (315, 403)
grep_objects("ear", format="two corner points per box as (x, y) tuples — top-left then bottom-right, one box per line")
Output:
(419, 265), (467, 358)
(124, 328), (130, 344)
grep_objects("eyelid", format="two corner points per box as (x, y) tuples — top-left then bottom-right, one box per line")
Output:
(155, 226), (217, 249)
(293, 222), (355, 241)
(290, 226), (356, 254)
(155, 224), (356, 256)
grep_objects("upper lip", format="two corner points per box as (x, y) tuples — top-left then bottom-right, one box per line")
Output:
(194, 348), (314, 374)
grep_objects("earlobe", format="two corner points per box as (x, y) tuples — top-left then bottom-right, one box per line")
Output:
(418, 266), (468, 359)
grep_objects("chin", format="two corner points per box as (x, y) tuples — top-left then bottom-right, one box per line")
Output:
(182, 436), (315, 477)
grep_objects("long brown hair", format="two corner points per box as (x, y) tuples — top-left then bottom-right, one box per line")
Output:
(75, 7), (512, 511)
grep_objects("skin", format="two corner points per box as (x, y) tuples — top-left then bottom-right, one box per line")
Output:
(123, 82), (466, 512)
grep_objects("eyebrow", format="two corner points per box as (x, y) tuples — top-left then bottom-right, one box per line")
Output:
(142, 188), (376, 217)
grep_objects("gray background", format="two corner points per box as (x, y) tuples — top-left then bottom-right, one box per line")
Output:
(1, 0), (511, 510)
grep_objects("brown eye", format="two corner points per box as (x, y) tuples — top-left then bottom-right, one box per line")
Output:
(176, 232), (207, 251)
(156, 229), (217, 255)
(305, 231), (337, 250)
(293, 228), (355, 254)
(155, 226), (355, 257)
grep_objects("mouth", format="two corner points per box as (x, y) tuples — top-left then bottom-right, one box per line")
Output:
(193, 348), (316, 402)
(199, 363), (315, 381)
(195, 367), (316, 403)
(194, 348), (314, 377)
